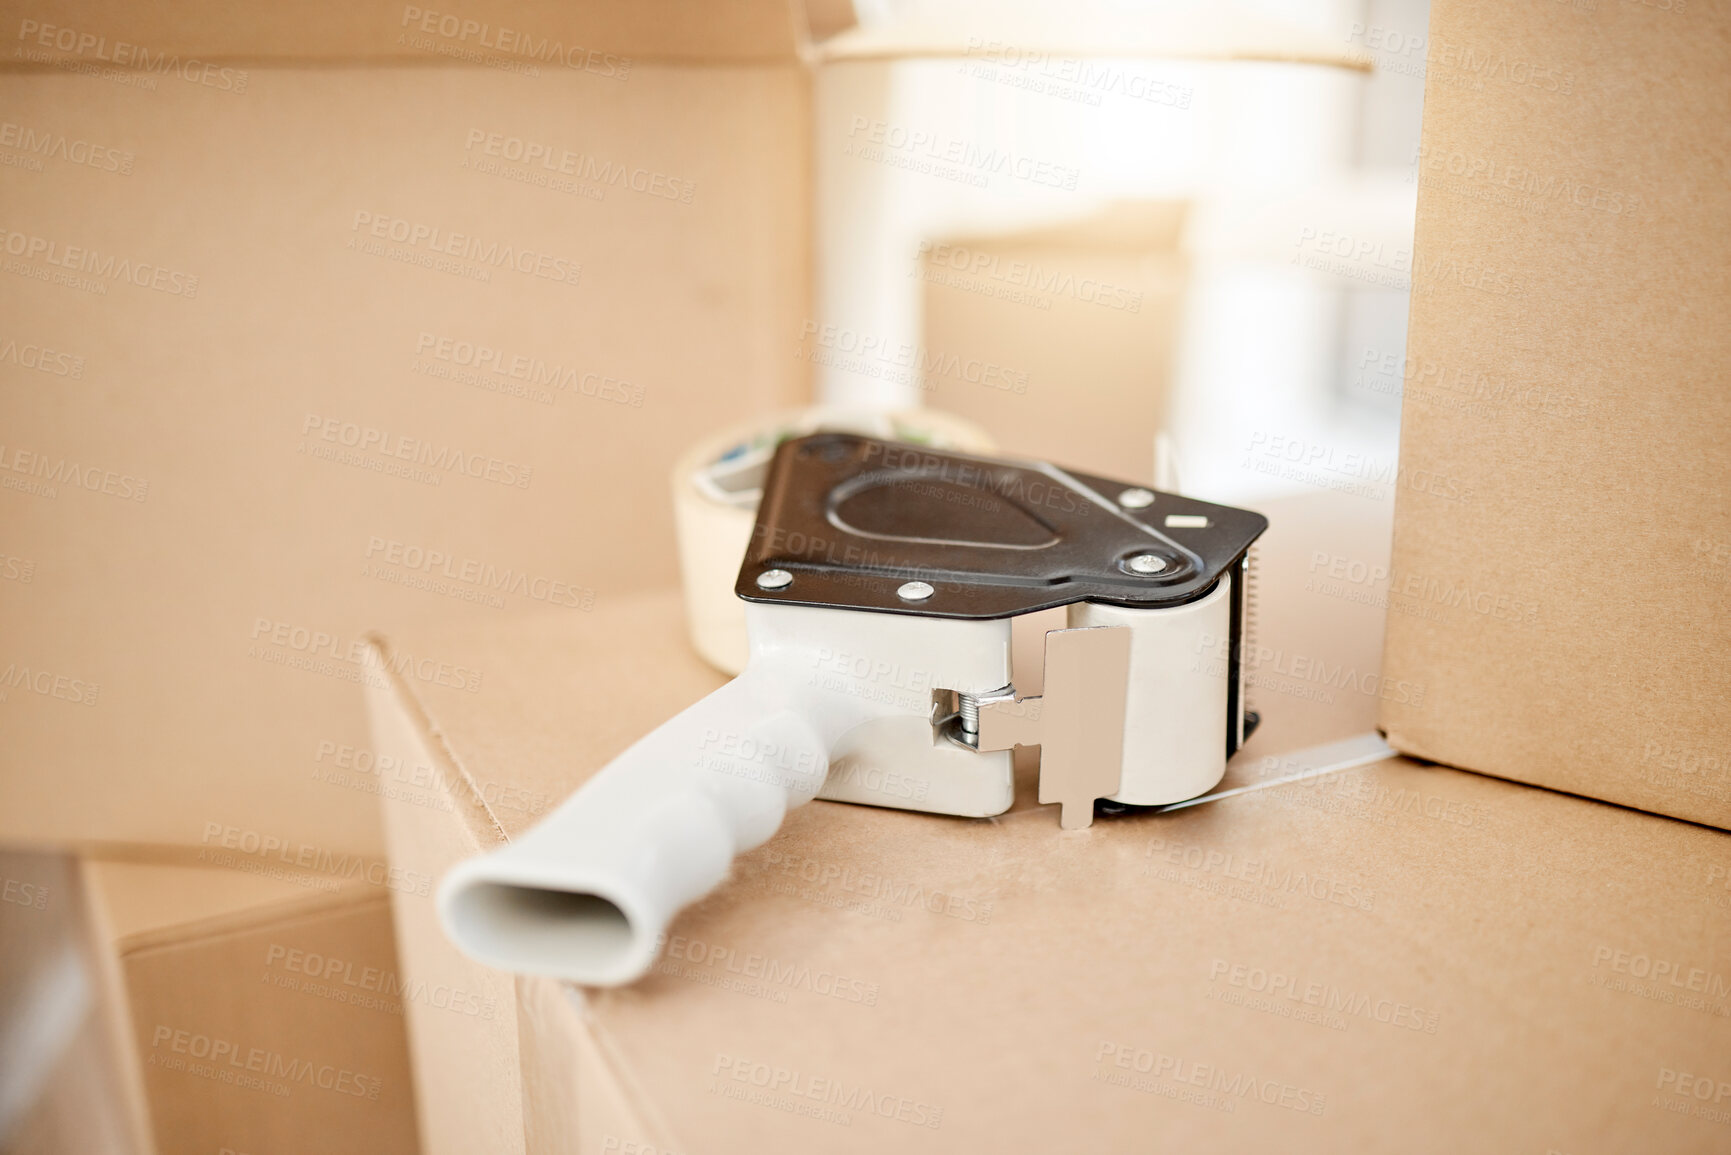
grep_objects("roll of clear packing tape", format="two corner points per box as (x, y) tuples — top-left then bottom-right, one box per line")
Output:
(1067, 575), (1233, 806)
(672, 408), (996, 674)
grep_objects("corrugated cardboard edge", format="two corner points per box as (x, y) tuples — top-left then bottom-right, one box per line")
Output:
(366, 631), (693, 1155)
(515, 978), (681, 1155)
(1379, 731), (1731, 839)
(575, 995), (694, 1154)
(108, 889), (393, 961)
(367, 633), (511, 848)
(365, 634), (527, 1155)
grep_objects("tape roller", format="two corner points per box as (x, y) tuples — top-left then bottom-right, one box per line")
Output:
(441, 432), (1267, 985)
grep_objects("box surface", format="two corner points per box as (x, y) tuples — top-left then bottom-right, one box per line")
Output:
(0, 2), (815, 855)
(371, 594), (1731, 1153)
(1380, 0), (1731, 826)
(83, 858), (423, 1155)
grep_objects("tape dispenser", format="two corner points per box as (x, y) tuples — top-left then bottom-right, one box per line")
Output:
(440, 432), (1267, 984)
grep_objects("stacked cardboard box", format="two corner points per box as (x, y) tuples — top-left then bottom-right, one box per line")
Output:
(0, 3), (822, 1148)
(1377, 0), (1731, 829)
(367, 589), (1731, 1153)
(0, 850), (424, 1155)
(6, 0), (1727, 1149)
(363, 0), (1731, 1151)
(917, 202), (1188, 486)
(82, 859), (422, 1155)
(0, 0), (813, 857)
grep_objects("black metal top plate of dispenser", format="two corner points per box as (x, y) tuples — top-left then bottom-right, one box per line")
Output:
(735, 433), (1268, 620)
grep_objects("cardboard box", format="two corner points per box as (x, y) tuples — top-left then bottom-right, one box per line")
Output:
(1379, 0), (1731, 826)
(81, 857), (422, 1155)
(368, 590), (1731, 1153)
(0, 0), (818, 856)
(916, 202), (1188, 486)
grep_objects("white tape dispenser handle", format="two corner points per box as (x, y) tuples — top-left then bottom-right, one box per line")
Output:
(440, 428), (1268, 986)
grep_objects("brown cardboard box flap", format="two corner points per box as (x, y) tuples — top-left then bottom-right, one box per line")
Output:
(84, 857), (375, 954)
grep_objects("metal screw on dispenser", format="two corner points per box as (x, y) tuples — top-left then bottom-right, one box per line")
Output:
(1117, 488), (1155, 509)
(756, 568), (793, 590)
(1125, 553), (1168, 575)
(897, 580), (935, 602)
(959, 692), (980, 741)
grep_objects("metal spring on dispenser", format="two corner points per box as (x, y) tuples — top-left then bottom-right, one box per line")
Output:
(1242, 546), (1260, 722)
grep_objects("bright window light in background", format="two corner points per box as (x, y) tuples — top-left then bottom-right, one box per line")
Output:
(812, 0), (1428, 505)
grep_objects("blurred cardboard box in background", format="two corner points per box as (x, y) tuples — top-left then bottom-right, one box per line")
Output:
(0, 0), (816, 857)
(83, 857), (421, 1155)
(917, 201), (1188, 485)
(0, 849), (421, 1155)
